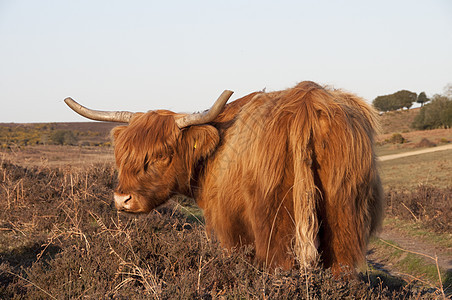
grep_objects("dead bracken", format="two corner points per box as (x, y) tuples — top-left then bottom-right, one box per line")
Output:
(0, 161), (445, 298)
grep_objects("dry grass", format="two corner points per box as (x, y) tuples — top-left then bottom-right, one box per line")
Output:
(376, 128), (452, 156)
(0, 145), (114, 169)
(0, 161), (436, 299)
(378, 149), (452, 190)
(376, 108), (451, 157)
(386, 186), (451, 233)
(378, 108), (420, 134)
(377, 128), (452, 146)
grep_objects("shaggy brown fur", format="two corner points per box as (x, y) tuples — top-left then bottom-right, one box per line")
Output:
(112, 81), (383, 274)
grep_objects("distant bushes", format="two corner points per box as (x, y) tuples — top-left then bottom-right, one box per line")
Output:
(412, 95), (452, 130)
(0, 125), (110, 147)
(386, 133), (406, 144)
(377, 133), (407, 146)
(0, 125), (42, 147)
(49, 130), (78, 145)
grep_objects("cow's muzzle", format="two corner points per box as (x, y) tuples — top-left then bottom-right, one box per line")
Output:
(114, 193), (132, 211)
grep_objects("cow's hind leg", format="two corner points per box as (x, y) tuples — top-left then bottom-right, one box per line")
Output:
(318, 191), (367, 277)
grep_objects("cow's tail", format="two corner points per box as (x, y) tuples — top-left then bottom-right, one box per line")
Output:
(288, 81), (383, 269)
(290, 126), (319, 267)
(288, 84), (323, 267)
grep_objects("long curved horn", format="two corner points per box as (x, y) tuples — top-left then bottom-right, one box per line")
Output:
(175, 90), (233, 128)
(64, 97), (135, 123)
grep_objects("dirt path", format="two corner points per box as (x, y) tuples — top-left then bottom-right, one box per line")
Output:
(379, 144), (452, 161)
(376, 225), (452, 272)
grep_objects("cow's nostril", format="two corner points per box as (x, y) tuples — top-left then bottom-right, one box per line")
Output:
(114, 193), (133, 209)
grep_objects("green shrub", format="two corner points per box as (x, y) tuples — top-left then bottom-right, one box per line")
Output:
(386, 133), (406, 144)
(412, 95), (452, 129)
(49, 130), (78, 145)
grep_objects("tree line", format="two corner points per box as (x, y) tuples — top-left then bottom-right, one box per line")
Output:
(373, 84), (452, 129)
(372, 90), (428, 112)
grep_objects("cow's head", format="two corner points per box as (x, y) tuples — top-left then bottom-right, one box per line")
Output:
(64, 91), (233, 213)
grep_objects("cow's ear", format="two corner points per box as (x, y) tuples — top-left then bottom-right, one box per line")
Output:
(111, 125), (127, 142)
(180, 125), (220, 160)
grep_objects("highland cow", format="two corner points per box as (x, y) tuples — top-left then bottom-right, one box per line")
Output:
(65, 81), (383, 274)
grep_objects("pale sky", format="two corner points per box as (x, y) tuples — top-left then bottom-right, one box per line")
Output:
(1, 0), (451, 123)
